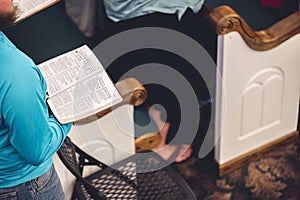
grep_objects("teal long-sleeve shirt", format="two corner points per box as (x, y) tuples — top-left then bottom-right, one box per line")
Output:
(0, 32), (72, 188)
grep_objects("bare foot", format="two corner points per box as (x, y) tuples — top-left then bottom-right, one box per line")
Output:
(174, 145), (193, 163)
(153, 143), (193, 163)
(149, 106), (192, 163)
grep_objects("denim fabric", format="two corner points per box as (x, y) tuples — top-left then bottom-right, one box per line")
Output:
(0, 165), (64, 200)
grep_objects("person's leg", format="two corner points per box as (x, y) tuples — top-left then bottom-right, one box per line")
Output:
(104, 7), (215, 156)
(148, 106), (193, 163)
(134, 104), (192, 162)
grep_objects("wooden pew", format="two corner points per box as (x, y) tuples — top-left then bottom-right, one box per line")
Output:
(210, 5), (300, 176)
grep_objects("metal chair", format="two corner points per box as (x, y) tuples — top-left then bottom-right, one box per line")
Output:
(57, 136), (197, 200)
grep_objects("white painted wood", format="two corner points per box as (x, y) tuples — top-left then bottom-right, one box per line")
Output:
(53, 104), (135, 200)
(215, 31), (300, 164)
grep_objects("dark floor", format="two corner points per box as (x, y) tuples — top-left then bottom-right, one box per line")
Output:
(4, 0), (300, 199)
(174, 138), (300, 200)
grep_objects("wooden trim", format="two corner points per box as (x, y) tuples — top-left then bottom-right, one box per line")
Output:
(218, 131), (299, 176)
(115, 77), (147, 107)
(135, 132), (161, 153)
(209, 5), (300, 51)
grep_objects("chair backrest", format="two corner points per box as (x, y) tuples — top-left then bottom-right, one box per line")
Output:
(210, 5), (300, 175)
(57, 136), (110, 199)
(57, 137), (82, 178)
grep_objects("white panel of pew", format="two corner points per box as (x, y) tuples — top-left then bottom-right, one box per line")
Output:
(53, 105), (135, 200)
(215, 31), (300, 174)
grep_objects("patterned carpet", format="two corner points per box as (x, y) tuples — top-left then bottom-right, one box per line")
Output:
(174, 139), (300, 200)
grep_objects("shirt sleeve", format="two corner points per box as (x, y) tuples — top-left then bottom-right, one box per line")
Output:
(2, 64), (72, 166)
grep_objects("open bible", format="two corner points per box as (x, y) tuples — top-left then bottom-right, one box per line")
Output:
(14, 0), (60, 23)
(38, 45), (123, 124)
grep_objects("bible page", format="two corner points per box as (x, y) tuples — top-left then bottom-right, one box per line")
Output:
(14, 0), (60, 22)
(38, 45), (123, 124)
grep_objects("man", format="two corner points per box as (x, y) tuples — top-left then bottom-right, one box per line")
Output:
(0, 0), (72, 199)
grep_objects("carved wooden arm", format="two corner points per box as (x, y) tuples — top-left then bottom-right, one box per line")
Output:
(209, 5), (300, 51)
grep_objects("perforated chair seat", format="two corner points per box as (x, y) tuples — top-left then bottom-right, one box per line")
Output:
(58, 137), (196, 200)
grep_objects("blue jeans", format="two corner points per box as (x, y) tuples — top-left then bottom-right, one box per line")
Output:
(0, 164), (64, 200)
